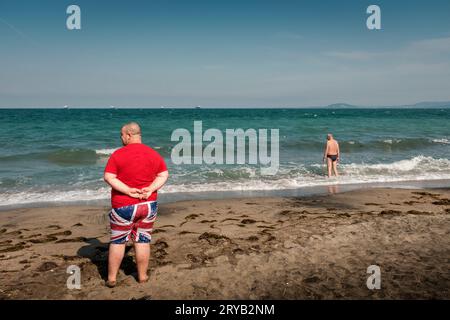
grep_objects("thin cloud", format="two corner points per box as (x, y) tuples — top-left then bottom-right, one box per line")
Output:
(324, 50), (384, 60)
(409, 36), (450, 53)
(0, 17), (36, 46)
(324, 36), (450, 61)
(202, 64), (226, 70)
(272, 31), (304, 40)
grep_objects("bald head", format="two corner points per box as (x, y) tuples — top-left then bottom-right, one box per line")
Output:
(120, 122), (142, 146)
(327, 133), (333, 140)
(122, 122), (141, 135)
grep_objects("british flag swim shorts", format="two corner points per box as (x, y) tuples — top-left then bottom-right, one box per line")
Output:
(109, 201), (157, 244)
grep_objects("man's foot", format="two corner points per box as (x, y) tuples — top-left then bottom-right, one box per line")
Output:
(105, 280), (117, 288)
(138, 276), (149, 284)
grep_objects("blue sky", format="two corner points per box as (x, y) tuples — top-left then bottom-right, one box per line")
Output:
(1, 0), (450, 107)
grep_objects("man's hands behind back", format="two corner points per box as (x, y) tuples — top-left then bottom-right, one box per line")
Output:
(126, 187), (152, 200)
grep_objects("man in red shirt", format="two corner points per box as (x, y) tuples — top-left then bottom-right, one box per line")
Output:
(104, 122), (169, 287)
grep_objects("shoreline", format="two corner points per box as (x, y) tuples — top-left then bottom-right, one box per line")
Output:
(1, 178), (449, 212)
(0, 187), (449, 299)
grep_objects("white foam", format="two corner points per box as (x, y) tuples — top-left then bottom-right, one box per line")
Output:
(160, 173), (450, 194)
(96, 147), (161, 155)
(383, 139), (401, 144)
(431, 138), (450, 144)
(341, 155), (450, 173)
(95, 148), (117, 156)
(0, 187), (111, 207)
(2, 156), (450, 208)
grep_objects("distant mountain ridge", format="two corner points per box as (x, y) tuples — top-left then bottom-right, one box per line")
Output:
(402, 101), (450, 108)
(324, 101), (450, 109)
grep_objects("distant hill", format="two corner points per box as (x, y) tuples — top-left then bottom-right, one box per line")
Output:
(323, 101), (450, 109)
(400, 101), (450, 108)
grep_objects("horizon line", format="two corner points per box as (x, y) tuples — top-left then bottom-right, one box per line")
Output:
(1, 101), (450, 109)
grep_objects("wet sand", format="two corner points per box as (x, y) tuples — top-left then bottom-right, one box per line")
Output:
(0, 187), (449, 299)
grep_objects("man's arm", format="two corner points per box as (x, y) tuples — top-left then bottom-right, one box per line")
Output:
(104, 172), (142, 198)
(323, 142), (329, 162)
(141, 170), (169, 199)
(336, 142), (340, 161)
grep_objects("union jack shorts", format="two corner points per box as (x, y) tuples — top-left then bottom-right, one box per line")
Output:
(109, 201), (158, 244)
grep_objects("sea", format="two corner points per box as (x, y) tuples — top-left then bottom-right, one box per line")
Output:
(1, 108), (449, 209)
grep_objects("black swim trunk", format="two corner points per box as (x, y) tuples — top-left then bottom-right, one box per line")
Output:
(327, 154), (338, 162)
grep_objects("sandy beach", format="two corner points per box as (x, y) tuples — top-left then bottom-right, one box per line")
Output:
(0, 187), (449, 300)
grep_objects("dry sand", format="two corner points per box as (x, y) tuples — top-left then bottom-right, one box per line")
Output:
(0, 187), (449, 300)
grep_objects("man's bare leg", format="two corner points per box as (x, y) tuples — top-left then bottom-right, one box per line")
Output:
(327, 158), (332, 177)
(108, 243), (126, 282)
(134, 242), (150, 282)
(332, 161), (339, 177)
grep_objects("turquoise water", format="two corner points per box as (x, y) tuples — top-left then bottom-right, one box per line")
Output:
(0, 108), (449, 207)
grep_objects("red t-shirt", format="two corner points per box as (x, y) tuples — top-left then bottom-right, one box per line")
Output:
(104, 143), (167, 208)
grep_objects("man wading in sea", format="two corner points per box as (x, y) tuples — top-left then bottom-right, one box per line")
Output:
(323, 133), (340, 178)
(103, 122), (169, 287)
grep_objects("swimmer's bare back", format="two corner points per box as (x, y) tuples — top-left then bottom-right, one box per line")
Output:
(327, 139), (339, 156)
